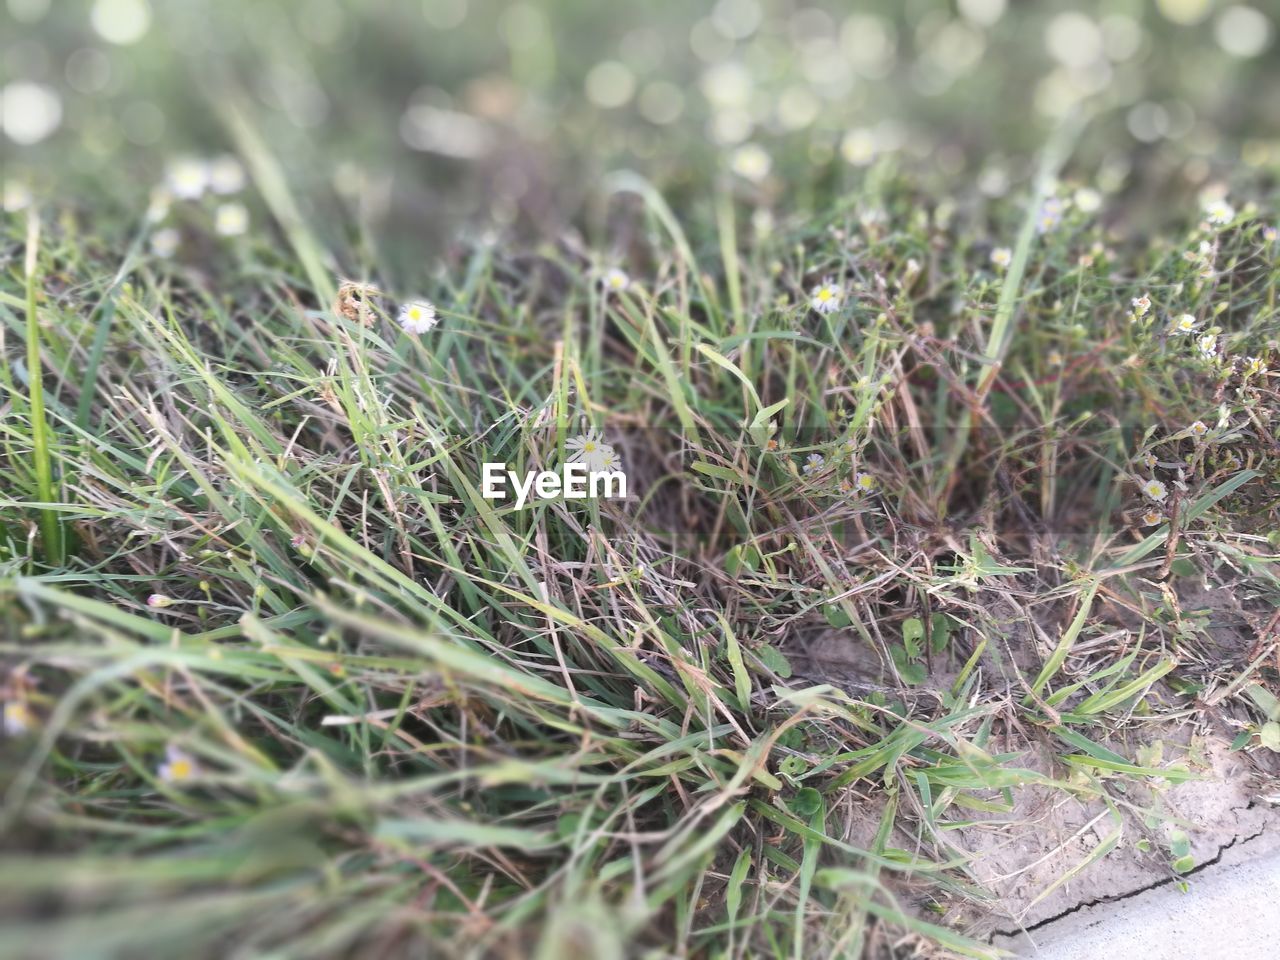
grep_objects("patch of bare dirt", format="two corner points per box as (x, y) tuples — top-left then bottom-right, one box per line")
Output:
(781, 580), (1280, 942)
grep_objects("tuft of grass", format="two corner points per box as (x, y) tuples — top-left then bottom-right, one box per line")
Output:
(2, 132), (1279, 959)
(21, 212), (62, 564)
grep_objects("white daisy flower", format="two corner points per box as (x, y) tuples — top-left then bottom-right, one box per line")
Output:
(145, 188), (171, 223)
(1131, 294), (1151, 317)
(1073, 187), (1102, 213)
(802, 453), (825, 476)
(730, 143), (771, 183)
(208, 154), (246, 194)
(213, 202), (248, 237)
(1141, 478), (1168, 502)
(1244, 356), (1267, 377)
(1140, 451), (1158, 470)
(840, 128), (877, 166)
(3, 180), (32, 213)
(854, 471), (876, 494)
(597, 445), (623, 473)
(165, 156), (210, 200)
(568, 429), (613, 472)
(397, 300), (439, 334)
(1204, 198), (1235, 225)
(810, 279), (842, 315)
(158, 744), (199, 783)
(1189, 420), (1209, 439)
(601, 268), (631, 294)
(3, 700), (35, 736)
(1170, 314), (1198, 335)
(1140, 509), (1162, 527)
(150, 228), (180, 258)
(1263, 226), (1278, 244)
(1196, 333), (1217, 359)
(1036, 196), (1065, 234)
(990, 247), (1012, 270)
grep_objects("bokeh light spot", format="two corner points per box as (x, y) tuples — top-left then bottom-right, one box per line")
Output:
(90, 0), (152, 46)
(1215, 6), (1272, 58)
(1, 81), (63, 145)
(585, 61), (636, 109)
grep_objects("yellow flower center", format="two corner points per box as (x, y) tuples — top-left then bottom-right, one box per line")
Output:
(5, 703), (31, 726)
(168, 758), (193, 780)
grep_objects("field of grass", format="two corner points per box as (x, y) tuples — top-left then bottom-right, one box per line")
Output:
(4, 2), (1280, 958)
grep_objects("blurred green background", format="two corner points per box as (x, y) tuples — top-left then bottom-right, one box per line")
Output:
(4, 0), (1279, 269)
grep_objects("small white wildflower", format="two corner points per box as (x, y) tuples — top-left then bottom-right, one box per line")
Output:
(1036, 196), (1065, 234)
(810, 279), (842, 315)
(1140, 451), (1158, 470)
(854, 471), (876, 494)
(567, 429), (603, 457)
(598, 445), (624, 473)
(1141, 478), (1168, 502)
(3, 180), (32, 213)
(990, 247), (1012, 270)
(1140, 509), (1162, 527)
(1264, 226), (1278, 243)
(213, 202), (248, 237)
(1196, 333), (1217, 359)
(165, 156), (209, 200)
(568, 429), (614, 472)
(1073, 187), (1102, 213)
(1131, 294), (1151, 317)
(840, 128), (877, 166)
(601, 268), (631, 294)
(208, 154), (246, 194)
(1047, 350), (1064, 366)
(1170, 314), (1198, 335)
(730, 143), (771, 183)
(146, 593), (173, 608)
(150, 228), (180, 258)
(397, 300), (439, 334)
(803, 453), (825, 476)
(859, 208), (886, 228)
(158, 744), (199, 784)
(1189, 420), (1209, 439)
(3, 700), (35, 736)
(145, 188), (171, 223)
(1204, 198), (1235, 225)
(1244, 356), (1267, 377)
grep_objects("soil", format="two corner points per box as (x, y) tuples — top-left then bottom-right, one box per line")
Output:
(780, 579), (1280, 943)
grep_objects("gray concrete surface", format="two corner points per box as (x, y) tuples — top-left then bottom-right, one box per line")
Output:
(994, 841), (1280, 959)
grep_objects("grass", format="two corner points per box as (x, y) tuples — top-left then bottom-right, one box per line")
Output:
(2, 123), (1279, 959)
